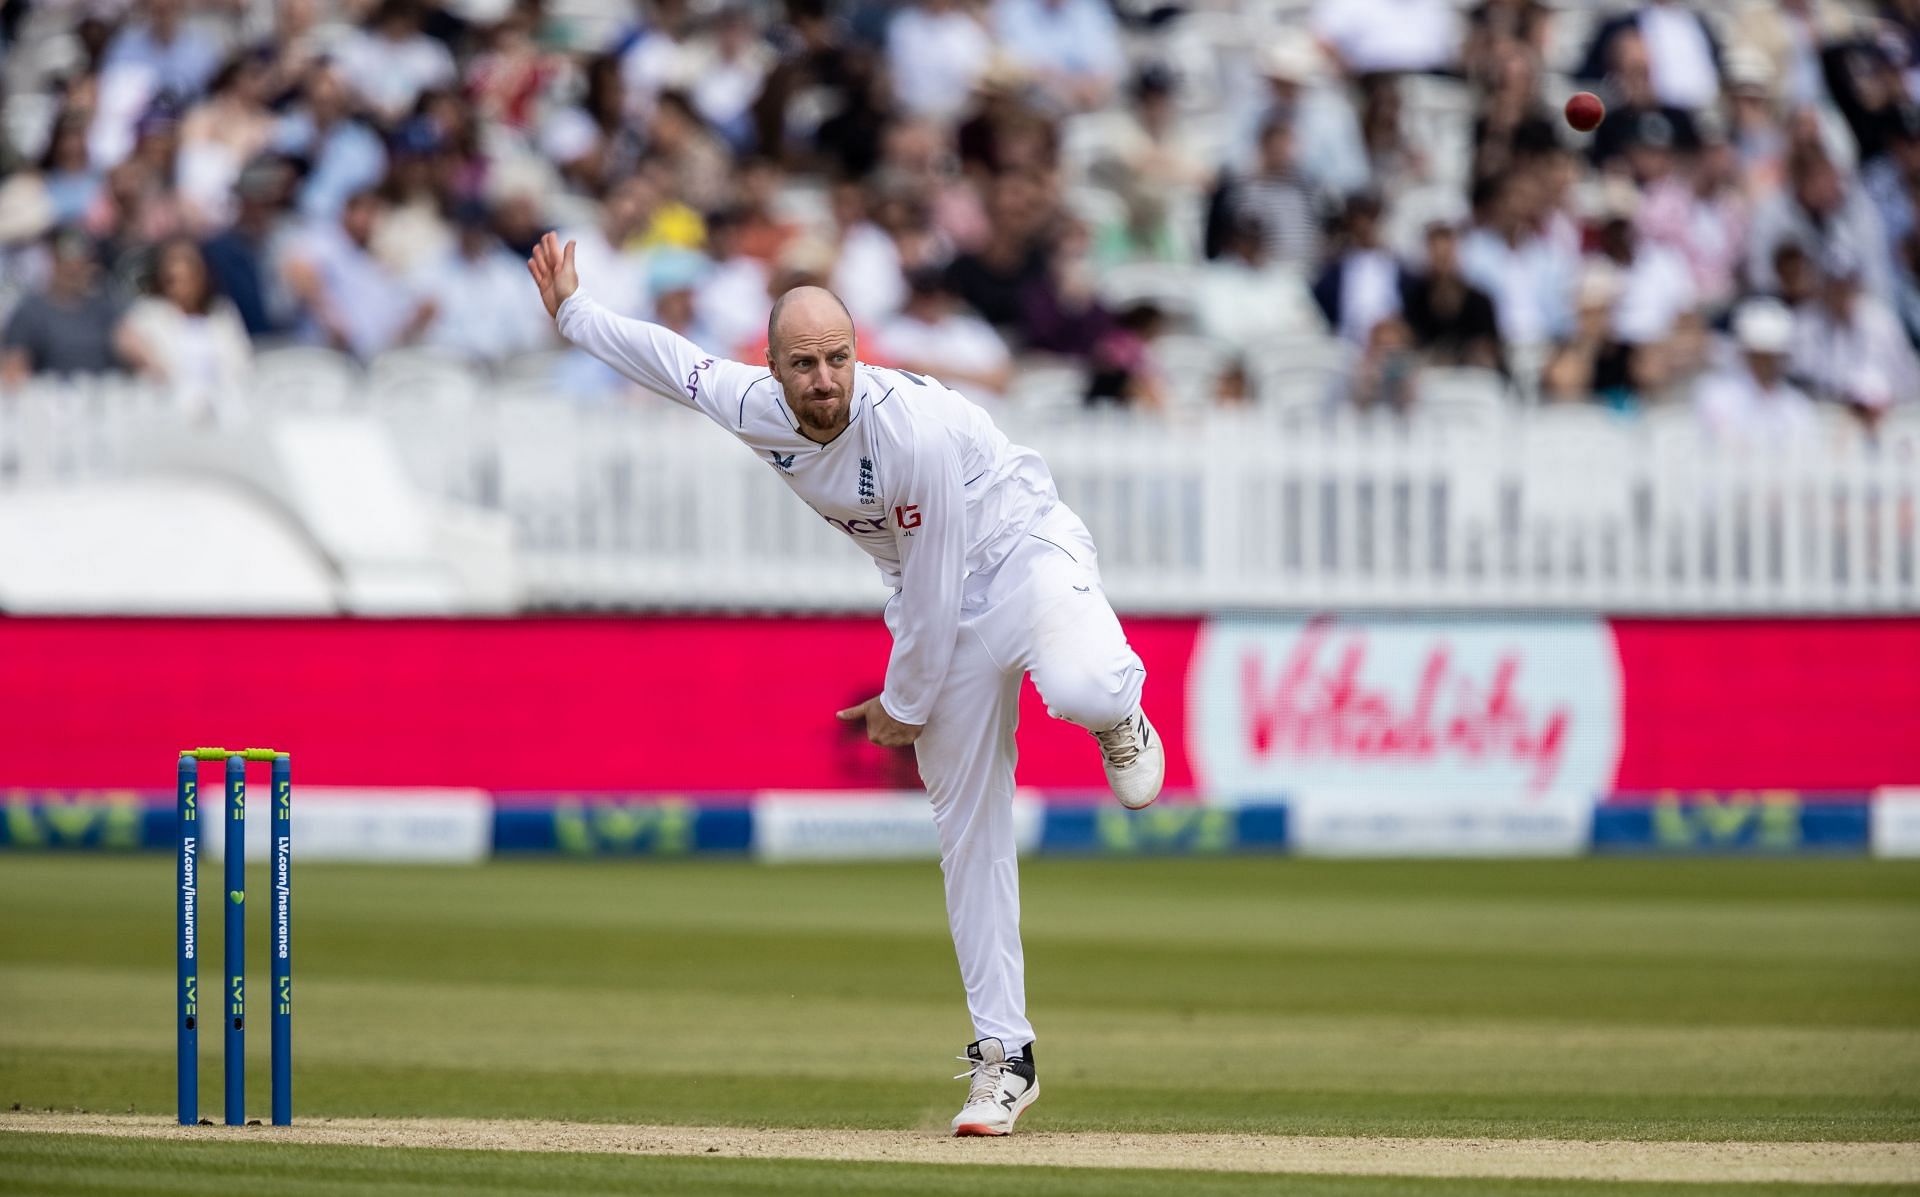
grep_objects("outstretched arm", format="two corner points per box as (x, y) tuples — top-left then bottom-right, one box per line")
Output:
(528, 231), (743, 420)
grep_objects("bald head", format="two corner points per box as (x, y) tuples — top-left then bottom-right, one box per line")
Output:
(767, 285), (855, 355)
(766, 285), (859, 443)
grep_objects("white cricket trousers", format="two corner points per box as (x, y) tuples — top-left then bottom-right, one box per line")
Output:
(888, 503), (1146, 1051)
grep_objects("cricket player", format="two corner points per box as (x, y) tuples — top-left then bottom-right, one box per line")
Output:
(527, 233), (1163, 1135)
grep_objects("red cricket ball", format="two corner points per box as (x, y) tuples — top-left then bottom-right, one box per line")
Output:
(1565, 91), (1605, 133)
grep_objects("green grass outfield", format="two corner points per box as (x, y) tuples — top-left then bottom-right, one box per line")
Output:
(1, 855), (1916, 1194)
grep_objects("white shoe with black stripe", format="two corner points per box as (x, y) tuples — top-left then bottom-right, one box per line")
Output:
(951, 1038), (1037, 1136)
(1095, 709), (1163, 809)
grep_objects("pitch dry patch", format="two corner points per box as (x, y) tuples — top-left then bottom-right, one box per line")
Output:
(4, 1113), (1917, 1185)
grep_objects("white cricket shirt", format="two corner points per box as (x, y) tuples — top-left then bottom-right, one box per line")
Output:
(557, 291), (1061, 724)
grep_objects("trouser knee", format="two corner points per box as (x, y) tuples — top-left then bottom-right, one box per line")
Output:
(1035, 664), (1135, 731)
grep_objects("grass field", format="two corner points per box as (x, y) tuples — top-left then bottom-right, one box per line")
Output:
(1, 855), (1916, 1194)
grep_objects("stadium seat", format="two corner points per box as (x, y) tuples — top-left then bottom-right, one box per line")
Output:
(1418, 367), (1510, 435)
(249, 347), (361, 413)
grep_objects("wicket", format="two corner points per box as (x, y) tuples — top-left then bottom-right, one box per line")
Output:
(176, 747), (291, 1126)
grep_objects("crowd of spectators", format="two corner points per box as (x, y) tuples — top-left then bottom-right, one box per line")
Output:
(0, 0), (1917, 443)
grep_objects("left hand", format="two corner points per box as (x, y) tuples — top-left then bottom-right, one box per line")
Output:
(836, 696), (924, 747)
(526, 232), (578, 320)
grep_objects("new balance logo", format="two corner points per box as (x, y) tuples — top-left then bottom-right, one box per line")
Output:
(769, 451), (796, 472)
(998, 1087), (1023, 1109)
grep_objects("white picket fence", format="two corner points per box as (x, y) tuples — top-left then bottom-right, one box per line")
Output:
(3, 373), (1917, 613)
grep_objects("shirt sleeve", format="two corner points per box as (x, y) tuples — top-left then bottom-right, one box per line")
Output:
(878, 420), (968, 726)
(556, 289), (755, 427)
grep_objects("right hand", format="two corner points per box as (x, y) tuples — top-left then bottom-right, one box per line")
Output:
(526, 232), (578, 320)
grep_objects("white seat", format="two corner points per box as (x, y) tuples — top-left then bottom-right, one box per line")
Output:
(1419, 367), (1509, 434)
(249, 346), (360, 412)
(1095, 261), (1203, 324)
(1006, 360), (1088, 421)
(1152, 334), (1232, 411)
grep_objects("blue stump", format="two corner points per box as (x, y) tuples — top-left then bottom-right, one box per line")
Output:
(224, 755), (245, 1126)
(176, 755), (198, 1125)
(270, 753), (292, 1126)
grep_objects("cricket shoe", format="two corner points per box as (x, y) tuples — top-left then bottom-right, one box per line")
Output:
(951, 1038), (1037, 1136)
(1095, 709), (1163, 809)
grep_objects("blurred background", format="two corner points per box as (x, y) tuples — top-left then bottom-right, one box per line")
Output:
(2, 4), (1916, 1162)
(0, 0), (1915, 860)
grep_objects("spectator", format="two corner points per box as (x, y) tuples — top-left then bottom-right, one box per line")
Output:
(559, 175), (658, 318)
(1591, 188), (1695, 349)
(1241, 35), (1368, 196)
(1636, 121), (1750, 312)
(1197, 215), (1324, 355)
(1024, 218), (1112, 358)
(1358, 74), (1427, 196)
(371, 119), (456, 279)
(100, 0), (223, 103)
(274, 64), (388, 220)
(116, 237), (250, 418)
(884, 118), (989, 250)
(1089, 66), (1207, 265)
(1472, 32), (1559, 183)
(1086, 301), (1168, 409)
(1541, 265), (1636, 406)
(1743, 0), (1855, 111)
(649, 90), (732, 215)
(419, 202), (552, 363)
(955, 66), (1059, 180)
(201, 156), (296, 339)
(0, 228), (129, 385)
(1311, 0), (1460, 76)
(176, 54), (278, 234)
(991, 0), (1125, 112)
(1461, 167), (1575, 347)
(282, 189), (436, 359)
(336, 0), (459, 128)
(683, 6), (773, 151)
(466, 1), (560, 135)
(38, 115), (103, 227)
(1400, 216), (1501, 370)
(1819, 28), (1913, 166)
(1218, 114), (1324, 271)
(1463, 0), (1551, 86)
(1790, 252), (1920, 430)
(1748, 142), (1893, 302)
(617, 0), (696, 119)
(1347, 316), (1420, 414)
(694, 208), (772, 355)
(886, 0), (994, 123)
(832, 182), (909, 326)
(1726, 45), (1789, 197)
(879, 267), (1013, 407)
(1587, 32), (1698, 170)
(1863, 104), (1920, 259)
(649, 249), (723, 348)
(541, 53), (645, 195)
(633, 155), (709, 250)
(752, 0), (856, 162)
(810, 40), (891, 178)
(946, 172), (1050, 334)
(1694, 298), (1819, 446)
(1578, 1), (1721, 113)
(1313, 193), (1403, 346)
(732, 157), (800, 265)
